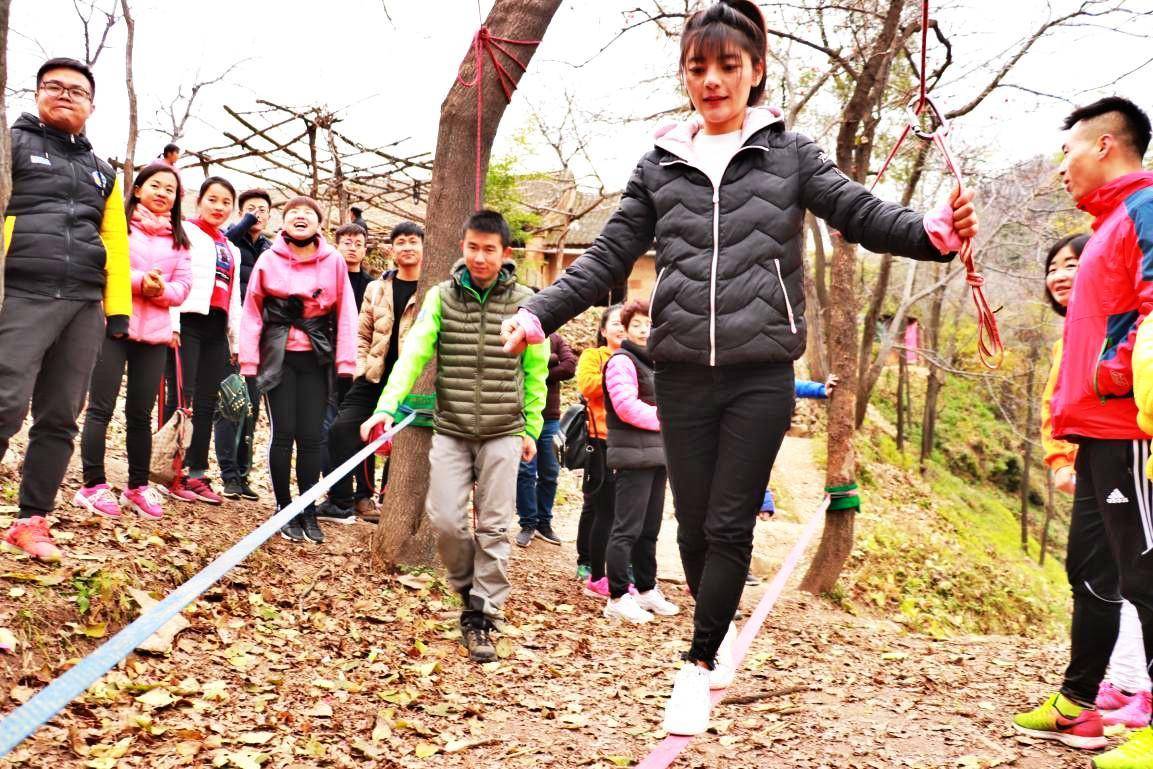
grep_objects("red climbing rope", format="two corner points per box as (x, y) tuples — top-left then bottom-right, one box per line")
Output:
(872, 1), (1003, 369)
(456, 27), (540, 210)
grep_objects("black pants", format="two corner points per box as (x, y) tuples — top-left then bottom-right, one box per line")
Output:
(327, 376), (385, 507)
(0, 297), (105, 517)
(577, 439), (616, 580)
(264, 351), (328, 511)
(214, 373), (261, 483)
(1061, 437), (1153, 704)
(165, 309), (230, 473)
(321, 376), (354, 475)
(81, 337), (167, 489)
(655, 361), (794, 665)
(607, 465), (667, 598)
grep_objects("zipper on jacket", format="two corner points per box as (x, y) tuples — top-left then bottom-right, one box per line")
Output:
(773, 258), (798, 334)
(649, 266), (667, 312)
(62, 156), (78, 299)
(709, 188), (720, 366)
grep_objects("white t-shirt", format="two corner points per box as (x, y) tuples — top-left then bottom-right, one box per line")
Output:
(692, 129), (743, 188)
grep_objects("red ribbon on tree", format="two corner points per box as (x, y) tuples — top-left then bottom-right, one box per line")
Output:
(871, 0), (1003, 369)
(456, 26), (541, 210)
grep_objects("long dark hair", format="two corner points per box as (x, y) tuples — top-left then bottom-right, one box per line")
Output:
(125, 162), (190, 249)
(1044, 233), (1089, 316)
(596, 303), (624, 346)
(197, 175), (236, 203)
(680, 0), (768, 107)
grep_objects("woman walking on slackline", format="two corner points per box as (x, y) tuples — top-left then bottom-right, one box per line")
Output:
(502, 0), (977, 736)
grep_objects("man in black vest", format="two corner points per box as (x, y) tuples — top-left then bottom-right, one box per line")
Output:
(0, 58), (131, 561)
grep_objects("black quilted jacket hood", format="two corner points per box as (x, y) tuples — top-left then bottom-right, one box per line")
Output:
(525, 107), (952, 367)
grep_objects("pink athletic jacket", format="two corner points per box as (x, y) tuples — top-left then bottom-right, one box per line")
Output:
(605, 354), (660, 431)
(239, 234), (357, 378)
(127, 208), (192, 345)
(1051, 171), (1153, 441)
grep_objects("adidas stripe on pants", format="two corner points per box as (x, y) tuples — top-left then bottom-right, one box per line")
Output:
(1062, 437), (1153, 703)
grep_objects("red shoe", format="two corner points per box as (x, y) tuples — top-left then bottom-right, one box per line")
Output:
(4, 516), (63, 562)
(164, 475), (200, 502)
(1098, 681), (1132, 711)
(184, 477), (223, 505)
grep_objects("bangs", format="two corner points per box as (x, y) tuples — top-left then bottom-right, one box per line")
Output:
(680, 23), (750, 68)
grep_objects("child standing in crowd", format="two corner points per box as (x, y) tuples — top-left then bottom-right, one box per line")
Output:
(504, 0), (972, 735)
(319, 221), (425, 524)
(516, 296), (577, 548)
(216, 188), (274, 502)
(360, 210), (548, 663)
(74, 163), (192, 520)
(602, 300), (679, 623)
(575, 305), (625, 593)
(165, 176), (242, 505)
(239, 197), (357, 544)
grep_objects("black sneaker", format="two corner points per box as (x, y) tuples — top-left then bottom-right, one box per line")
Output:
(316, 500), (357, 525)
(238, 481), (260, 501)
(461, 619), (496, 663)
(745, 573), (761, 587)
(280, 517), (305, 542)
(515, 528), (535, 548)
(300, 512), (325, 544)
(221, 480), (244, 500)
(535, 524), (562, 545)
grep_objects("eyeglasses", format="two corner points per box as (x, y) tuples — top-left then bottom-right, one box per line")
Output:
(39, 80), (92, 102)
(243, 205), (270, 215)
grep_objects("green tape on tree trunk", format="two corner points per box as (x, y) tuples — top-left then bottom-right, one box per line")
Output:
(395, 393), (436, 428)
(825, 482), (860, 512)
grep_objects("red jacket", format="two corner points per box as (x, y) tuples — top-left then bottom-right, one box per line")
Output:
(1052, 171), (1153, 441)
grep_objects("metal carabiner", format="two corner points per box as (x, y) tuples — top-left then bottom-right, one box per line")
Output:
(906, 93), (951, 141)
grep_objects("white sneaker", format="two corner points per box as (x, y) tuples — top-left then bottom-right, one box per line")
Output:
(709, 623), (738, 690)
(635, 587), (680, 616)
(662, 663), (712, 735)
(603, 593), (654, 624)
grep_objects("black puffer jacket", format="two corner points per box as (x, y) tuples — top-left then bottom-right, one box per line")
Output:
(225, 213), (272, 300)
(6, 112), (118, 304)
(526, 109), (953, 367)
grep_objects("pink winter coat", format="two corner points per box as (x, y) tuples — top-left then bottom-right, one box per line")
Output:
(239, 233), (357, 378)
(127, 208), (192, 345)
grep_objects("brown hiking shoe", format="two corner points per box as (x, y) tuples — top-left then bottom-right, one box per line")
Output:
(461, 619), (496, 663)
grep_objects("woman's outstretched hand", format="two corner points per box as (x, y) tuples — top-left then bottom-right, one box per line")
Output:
(501, 316), (528, 355)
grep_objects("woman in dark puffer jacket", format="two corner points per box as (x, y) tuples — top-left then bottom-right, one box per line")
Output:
(502, 0), (976, 736)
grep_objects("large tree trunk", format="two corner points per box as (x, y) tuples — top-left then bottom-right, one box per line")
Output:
(0, 0), (10, 307)
(804, 215), (829, 381)
(801, 0), (908, 595)
(1019, 331), (1042, 551)
(120, 0), (137, 194)
(1039, 473), (1055, 566)
(371, 0), (561, 569)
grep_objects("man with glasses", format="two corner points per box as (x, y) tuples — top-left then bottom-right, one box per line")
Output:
(0, 57), (130, 561)
(215, 189), (273, 500)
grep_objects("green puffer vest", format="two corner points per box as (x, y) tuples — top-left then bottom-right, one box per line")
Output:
(434, 260), (533, 440)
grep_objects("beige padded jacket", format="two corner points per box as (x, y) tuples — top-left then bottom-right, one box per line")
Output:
(356, 272), (418, 382)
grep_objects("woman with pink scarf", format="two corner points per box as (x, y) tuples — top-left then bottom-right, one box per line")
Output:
(75, 163), (192, 519)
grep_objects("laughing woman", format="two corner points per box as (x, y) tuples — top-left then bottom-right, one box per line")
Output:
(502, 0), (975, 735)
(239, 197), (357, 544)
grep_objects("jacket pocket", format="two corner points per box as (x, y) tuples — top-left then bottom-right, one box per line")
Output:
(773, 258), (798, 334)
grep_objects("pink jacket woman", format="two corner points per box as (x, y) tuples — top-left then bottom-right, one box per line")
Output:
(239, 233), (358, 378)
(127, 207), (192, 344)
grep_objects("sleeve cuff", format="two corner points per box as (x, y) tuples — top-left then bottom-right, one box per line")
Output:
(517, 308), (547, 344)
(106, 315), (129, 338)
(923, 199), (963, 255)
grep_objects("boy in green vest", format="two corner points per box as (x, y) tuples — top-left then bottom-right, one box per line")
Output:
(360, 209), (549, 662)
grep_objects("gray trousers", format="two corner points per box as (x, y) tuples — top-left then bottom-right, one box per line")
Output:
(0, 296), (105, 517)
(425, 432), (522, 619)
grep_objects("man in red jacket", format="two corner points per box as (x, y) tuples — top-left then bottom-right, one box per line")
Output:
(1014, 97), (1153, 766)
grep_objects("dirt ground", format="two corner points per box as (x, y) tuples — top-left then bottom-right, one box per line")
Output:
(0, 426), (1108, 768)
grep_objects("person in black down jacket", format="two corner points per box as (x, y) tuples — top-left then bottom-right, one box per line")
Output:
(0, 58), (130, 563)
(502, 0), (977, 737)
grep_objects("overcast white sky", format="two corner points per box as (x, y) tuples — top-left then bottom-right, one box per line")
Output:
(7, 0), (1153, 199)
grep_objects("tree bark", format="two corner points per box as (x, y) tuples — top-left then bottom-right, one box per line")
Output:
(896, 350), (907, 452)
(919, 264), (946, 472)
(370, 0), (561, 569)
(120, 0), (137, 194)
(1019, 331), (1041, 552)
(801, 0), (908, 595)
(804, 213), (829, 381)
(1039, 472), (1054, 566)
(0, 0), (10, 308)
